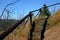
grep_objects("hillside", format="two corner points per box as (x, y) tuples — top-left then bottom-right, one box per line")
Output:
(3, 19), (31, 40)
(44, 10), (60, 40)
(44, 23), (60, 40)
(0, 10), (60, 40)
(46, 10), (60, 29)
(0, 19), (18, 30)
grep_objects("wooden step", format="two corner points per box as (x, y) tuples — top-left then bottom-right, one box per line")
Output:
(32, 37), (40, 40)
(34, 29), (42, 32)
(33, 32), (41, 37)
(36, 20), (45, 23)
(32, 18), (46, 40)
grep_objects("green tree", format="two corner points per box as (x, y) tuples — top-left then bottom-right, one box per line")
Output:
(42, 4), (51, 17)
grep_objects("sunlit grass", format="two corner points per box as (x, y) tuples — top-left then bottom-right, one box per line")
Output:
(46, 10), (60, 30)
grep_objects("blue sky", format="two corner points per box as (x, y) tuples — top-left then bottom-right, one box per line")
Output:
(0, 0), (60, 19)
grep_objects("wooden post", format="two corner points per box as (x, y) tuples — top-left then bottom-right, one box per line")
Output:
(29, 12), (33, 40)
(38, 8), (42, 19)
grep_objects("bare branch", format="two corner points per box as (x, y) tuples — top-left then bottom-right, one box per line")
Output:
(0, 0), (20, 19)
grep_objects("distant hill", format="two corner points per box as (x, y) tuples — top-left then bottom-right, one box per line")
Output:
(0, 19), (18, 31)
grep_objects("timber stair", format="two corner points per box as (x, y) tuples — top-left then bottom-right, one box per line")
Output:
(32, 18), (47, 40)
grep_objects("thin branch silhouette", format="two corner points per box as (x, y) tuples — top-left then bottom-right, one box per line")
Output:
(0, 0), (20, 19)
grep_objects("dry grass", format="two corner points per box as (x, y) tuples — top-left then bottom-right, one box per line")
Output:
(2, 10), (60, 40)
(44, 10), (60, 40)
(44, 22), (60, 40)
(3, 19), (32, 40)
(46, 10), (60, 29)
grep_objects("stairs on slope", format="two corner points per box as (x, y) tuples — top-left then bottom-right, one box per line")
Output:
(32, 18), (47, 40)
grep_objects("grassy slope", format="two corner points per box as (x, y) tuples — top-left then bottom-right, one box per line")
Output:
(44, 10), (60, 40)
(44, 23), (60, 40)
(3, 19), (32, 40)
(46, 10), (60, 30)
(2, 10), (60, 40)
